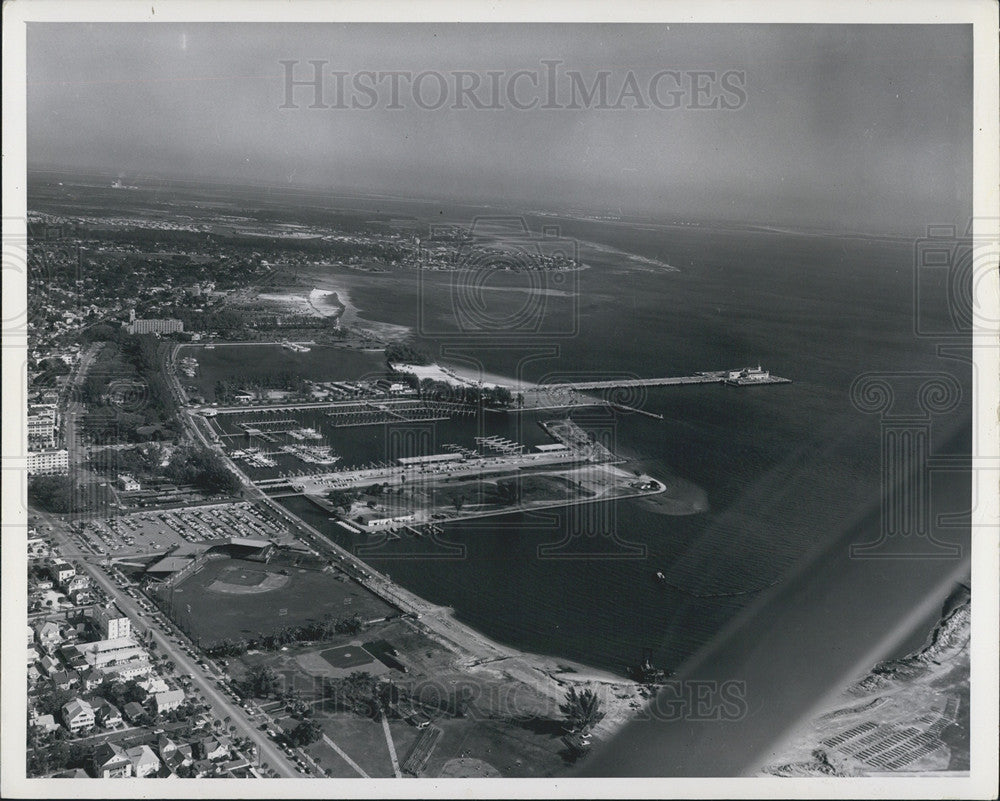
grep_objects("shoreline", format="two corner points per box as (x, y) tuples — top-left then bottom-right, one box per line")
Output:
(759, 590), (971, 776)
(266, 494), (652, 744)
(254, 278), (411, 342)
(192, 323), (673, 742)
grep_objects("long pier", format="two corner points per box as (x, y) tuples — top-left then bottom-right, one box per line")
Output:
(566, 375), (721, 389)
(556, 369), (790, 391)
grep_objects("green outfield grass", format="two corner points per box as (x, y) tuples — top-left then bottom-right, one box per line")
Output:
(168, 556), (397, 646)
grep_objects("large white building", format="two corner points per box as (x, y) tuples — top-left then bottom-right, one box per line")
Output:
(125, 309), (183, 335)
(96, 603), (132, 640)
(49, 562), (74, 585)
(27, 404), (58, 448)
(80, 637), (149, 671)
(117, 474), (141, 492)
(26, 449), (69, 475)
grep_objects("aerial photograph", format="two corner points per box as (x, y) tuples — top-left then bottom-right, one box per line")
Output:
(3, 3), (996, 797)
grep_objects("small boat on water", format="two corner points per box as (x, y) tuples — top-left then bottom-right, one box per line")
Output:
(628, 650), (672, 683)
(655, 571), (666, 581)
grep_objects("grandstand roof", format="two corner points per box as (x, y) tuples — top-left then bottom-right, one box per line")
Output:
(146, 556), (195, 574)
(228, 537), (273, 549)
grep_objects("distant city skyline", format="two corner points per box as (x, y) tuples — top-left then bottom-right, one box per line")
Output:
(27, 23), (971, 235)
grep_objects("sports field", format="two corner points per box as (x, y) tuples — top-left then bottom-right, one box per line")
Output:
(321, 644), (375, 670)
(169, 556), (397, 646)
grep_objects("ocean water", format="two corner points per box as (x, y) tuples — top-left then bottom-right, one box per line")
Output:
(282, 220), (971, 677)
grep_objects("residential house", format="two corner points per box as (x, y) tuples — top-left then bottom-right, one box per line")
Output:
(78, 666), (105, 692)
(217, 756), (250, 776)
(158, 736), (194, 773)
(27, 646), (40, 666)
(46, 768), (89, 778)
(65, 574), (90, 594)
(39, 654), (60, 676)
(60, 698), (94, 733)
(70, 588), (93, 606)
(58, 644), (89, 671)
(33, 714), (62, 734)
(154, 689), (186, 715)
(50, 669), (79, 691)
(192, 759), (216, 777)
(93, 698), (123, 728)
(27, 624), (34, 645)
(35, 620), (62, 651)
(92, 742), (132, 778)
(126, 744), (161, 778)
(195, 735), (228, 762)
(140, 676), (169, 695)
(123, 701), (147, 724)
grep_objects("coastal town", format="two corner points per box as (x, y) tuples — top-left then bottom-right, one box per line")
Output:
(21, 191), (685, 780)
(8, 11), (990, 795)
(21, 175), (971, 786)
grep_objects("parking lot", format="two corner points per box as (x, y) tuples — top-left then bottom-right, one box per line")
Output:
(72, 502), (294, 556)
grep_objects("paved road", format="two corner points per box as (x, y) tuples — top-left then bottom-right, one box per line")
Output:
(62, 343), (100, 471)
(37, 511), (300, 778)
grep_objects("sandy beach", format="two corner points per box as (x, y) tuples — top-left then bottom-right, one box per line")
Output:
(253, 281), (411, 342)
(407, 596), (653, 742)
(389, 361), (514, 390)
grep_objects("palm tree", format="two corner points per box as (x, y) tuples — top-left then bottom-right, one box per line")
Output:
(559, 687), (605, 734)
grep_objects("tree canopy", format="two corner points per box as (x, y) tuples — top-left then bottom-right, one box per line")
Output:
(559, 687), (605, 733)
(288, 718), (322, 747)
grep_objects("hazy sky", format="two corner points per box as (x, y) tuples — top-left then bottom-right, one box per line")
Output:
(27, 24), (972, 233)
